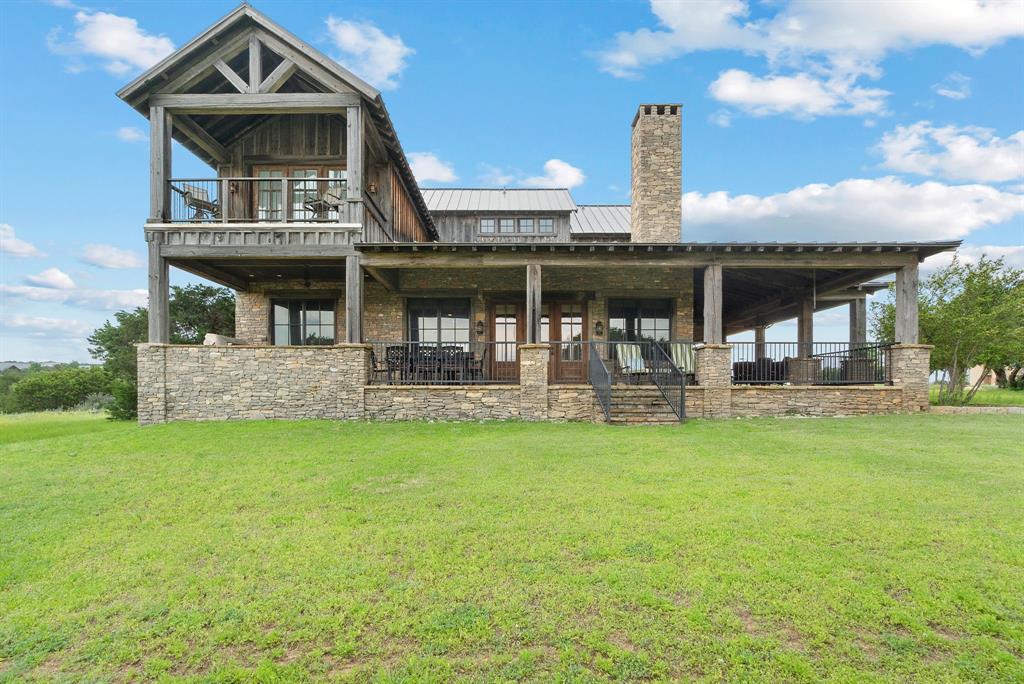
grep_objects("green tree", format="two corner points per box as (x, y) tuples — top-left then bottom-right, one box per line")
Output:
(6, 366), (111, 413)
(871, 255), (1024, 405)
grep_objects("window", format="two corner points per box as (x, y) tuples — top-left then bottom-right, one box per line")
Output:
(408, 299), (471, 345)
(272, 299), (336, 346)
(499, 218), (515, 234)
(480, 218), (495, 233)
(518, 218), (534, 233)
(253, 165), (345, 221)
(608, 299), (672, 344)
(538, 218), (554, 234)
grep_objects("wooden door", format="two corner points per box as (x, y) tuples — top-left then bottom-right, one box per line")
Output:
(489, 303), (523, 382)
(547, 302), (587, 383)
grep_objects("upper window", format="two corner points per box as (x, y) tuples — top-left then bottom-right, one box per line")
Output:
(498, 218), (516, 234)
(538, 218), (554, 234)
(480, 218), (496, 233)
(272, 299), (336, 346)
(518, 218), (534, 233)
(477, 217), (556, 234)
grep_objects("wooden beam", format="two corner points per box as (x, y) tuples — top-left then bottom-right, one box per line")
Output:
(147, 233), (169, 343)
(167, 259), (249, 291)
(754, 325), (766, 358)
(214, 59), (249, 93)
(849, 297), (867, 344)
(160, 245), (357, 259)
(258, 58), (297, 94)
(363, 265), (399, 292)
(895, 262), (919, 343)
(703, 264), (723, 344)
(345, 254), (363, 343)
(149, 106), (171, 221)
(346, 105), (362, 200)
(252, 27), (365, 97)
(149, 30), (251, 100)
(248, 35), (262, 91)
(150, 92), (360, 114)
(173, 114), (229, 164)
(526, 264), (542, 344)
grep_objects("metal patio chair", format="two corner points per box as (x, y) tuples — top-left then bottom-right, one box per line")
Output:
(615, 343), (650, 384)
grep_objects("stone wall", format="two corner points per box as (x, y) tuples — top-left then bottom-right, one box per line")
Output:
(891, 345), (932, 412)
(234, 280), (346, 345)
(363, 386), (521, 421)
(630, 104), (682, 243)
(730, 386), (905, 417)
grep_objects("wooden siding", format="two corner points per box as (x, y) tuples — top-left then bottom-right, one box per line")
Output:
(390, 167), (430, 242)
(223, 114), (346, 173)
(431, 212), (572, 243)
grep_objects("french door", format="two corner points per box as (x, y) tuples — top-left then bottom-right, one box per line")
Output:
(488, 300), (587, 383)
(252, 165), (346, 221)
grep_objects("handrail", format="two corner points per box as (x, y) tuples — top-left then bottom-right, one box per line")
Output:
(588, 342), (612, 422)
(648, 343), (686, 422)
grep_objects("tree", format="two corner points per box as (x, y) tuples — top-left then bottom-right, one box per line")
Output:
(871, 255), (1024, 405)
(6, 366), (111, 413)
(88, 285), (235, 418)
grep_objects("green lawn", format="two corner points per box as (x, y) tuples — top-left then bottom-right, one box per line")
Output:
(2, 413), (1022, 682)
(930, 385), (1024, 407)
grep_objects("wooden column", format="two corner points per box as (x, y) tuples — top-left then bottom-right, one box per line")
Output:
(345, 105), (363, 225)
(895, 262), (919, 344)
(149, 106), (172, 221)
(754, 324), (767, 358)
(247, 35), (262, 91)
(526, 264), (542, 344)
(147, 233), (169, 343)
(849, 297), (867, 344)
(703, 264), (723, 344)
(797, 297), (814, 356)
(345, 254), (363, 343)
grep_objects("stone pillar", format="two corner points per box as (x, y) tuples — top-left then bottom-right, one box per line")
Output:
(891, 344), (932, 412)
(518, 343), (550, 420)
(695, 343), (732, 418)
(137, 343), (167, 425)
(336, 344), (371, 419)
(234, 291), (269, 344)
(630, 104), (682, 243)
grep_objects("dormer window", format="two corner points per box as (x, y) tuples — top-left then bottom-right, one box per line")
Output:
(480, 218), (496, 233)
(499, 218), (515, 234)
(518, 218), (534, 233)
(539, 218), (554, 234)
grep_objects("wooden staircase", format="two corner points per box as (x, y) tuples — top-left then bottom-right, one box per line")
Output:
(608, 386), (681, 425)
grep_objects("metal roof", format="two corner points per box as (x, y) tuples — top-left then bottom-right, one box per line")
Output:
(571, 205), (631, 235)
(422, 189), (577, 213)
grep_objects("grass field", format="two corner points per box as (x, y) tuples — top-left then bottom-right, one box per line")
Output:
(930, 385), (1024, 407)
(2, 412), (1022, 682)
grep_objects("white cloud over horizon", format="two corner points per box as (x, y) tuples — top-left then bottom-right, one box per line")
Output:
(408, 152), (458, 183)
(520, 159), (586, 189)
(25, 267), (75, 290)
(708, 68), (888, 119)
(326, 17), (413, 90)
(47, 10), (174, 75)
(1, 314), (94, 340)
(923, 243), (1024, 273)
(877, 122), (1024, 183)
(80, 244), (144, 269)
(0, 225), (43, 258)
(0, 284), (148, 311)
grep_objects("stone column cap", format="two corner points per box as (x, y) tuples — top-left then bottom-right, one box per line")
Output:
(335, 343), (373, 350)
(518, 343), (551, 350)
(695, 343), (733, 350)
(891, 344), (934, 350)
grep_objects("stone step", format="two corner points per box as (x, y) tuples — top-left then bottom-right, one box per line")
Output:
(610, 416), (681, 425)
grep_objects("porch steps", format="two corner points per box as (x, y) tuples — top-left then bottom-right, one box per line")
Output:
(608, 387), (681, 425)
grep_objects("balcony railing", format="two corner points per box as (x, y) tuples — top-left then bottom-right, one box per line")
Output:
(167, 178), (353, 223)
(368, 341), (522, 385)
(731, 342), (893, 385)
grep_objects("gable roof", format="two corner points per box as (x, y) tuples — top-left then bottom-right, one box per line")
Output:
(421, 189), (577, 212)
(571, 205), (631, 235)
(117, 3), (435, 237)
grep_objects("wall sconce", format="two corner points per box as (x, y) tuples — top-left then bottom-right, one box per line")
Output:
(475, 320), (485, 337)
(594, 320), (605, 336)
(367, 181), (379, 193)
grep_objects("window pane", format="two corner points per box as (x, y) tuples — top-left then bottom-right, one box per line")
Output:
(538, 218), (554, 233)
(480, 218), (495, 233)
(499, 218), (515, 233)
(518, 218), (534, 233)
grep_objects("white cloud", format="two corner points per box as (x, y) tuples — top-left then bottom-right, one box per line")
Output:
(520, 159), (586, 189)
(681, 176), (1023, 242)
(116, 126), (145, 142)
(596, 0), (1023, 119)
(479, 164), (515, 186)
(923, 244), (1024, 273)
(408, 152), (457, 184)
(0, 285), (147, 311)
(708, 109), (733, 128)
(932, 72), (972, 100)
(708, 68), (888, 118)
(1, 314), (93, 339)
(47, 10), (174, 75)
(325, 17), (413, 90)
(0, 225), (43, 258)
(24, 267), (75, 290)
(80, 244), (144, 269)
(877, 122), (1024, 183)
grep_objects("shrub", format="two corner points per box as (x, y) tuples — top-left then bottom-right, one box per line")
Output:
(6, 366), (111, 413)
(76, 392), (114, 412)
(108, 378), (138, 421)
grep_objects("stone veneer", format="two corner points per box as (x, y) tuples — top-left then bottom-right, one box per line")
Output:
(234, 280), (346, 345)
(890, 344), (932, 412)
(630, 104), (682, 243)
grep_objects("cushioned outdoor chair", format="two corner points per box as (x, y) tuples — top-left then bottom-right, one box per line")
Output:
(615, 343), (650, 384)
(670, 342), (695, 375)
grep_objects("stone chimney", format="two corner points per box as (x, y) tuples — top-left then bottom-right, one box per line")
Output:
(630, 104), (682, 243)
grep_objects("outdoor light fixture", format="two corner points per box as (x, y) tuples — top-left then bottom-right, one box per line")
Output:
(475, 320), (485, 337)
(594, 320), (605, 336)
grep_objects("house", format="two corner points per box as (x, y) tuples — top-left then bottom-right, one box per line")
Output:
(124, 5), (955, 425)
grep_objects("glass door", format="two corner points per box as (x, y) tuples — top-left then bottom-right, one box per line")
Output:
(547, 302), (587, 383)
(490, 303), (522, 382)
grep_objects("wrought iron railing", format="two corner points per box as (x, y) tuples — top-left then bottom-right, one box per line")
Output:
(647, 343), (685, 422)
(591, 341), (686, 421)
(588, 343), (612, 422)
(368, 341), (521, 385)
(167, 178), (350, 223)
(730, 342), (893, 385)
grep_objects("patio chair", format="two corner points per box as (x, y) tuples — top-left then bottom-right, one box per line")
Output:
(669, 342), (695, 375)
(440, 345), (466, 383)
(466, 345), (487, 382)
(412, 345), (440, 383)
(615, 343), (650, 384)
(175, 183), (220, 220)
(384, 345), (408, 384)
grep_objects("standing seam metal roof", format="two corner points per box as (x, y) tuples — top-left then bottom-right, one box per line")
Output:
(421, 188), (577, 212)
(571, 205), (631, 234)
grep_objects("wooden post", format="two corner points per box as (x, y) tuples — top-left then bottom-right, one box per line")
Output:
(345, 254), (363, 343)
(248, 35), (262, 91)
(895, 262), (919, 344)
(346, 105), (362, 226)
(754, 324), (766, 358)
(220, 178), (229, 223)
(147, 233), (169, 343)
(149, 106), (172, 221)
(849, 297), (867, 344)
(526, 264), (542, 344)
(703, 263), (723, 344)
(797, 297), (814, 356)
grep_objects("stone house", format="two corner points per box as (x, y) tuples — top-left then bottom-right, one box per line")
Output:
(124, 5), (954, 425)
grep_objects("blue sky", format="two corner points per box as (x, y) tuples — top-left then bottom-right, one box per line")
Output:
(1, 0), (1022, 361)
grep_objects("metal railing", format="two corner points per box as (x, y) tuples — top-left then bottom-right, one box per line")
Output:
(647, 343), (685, 422)
(730, 342), (893, 385)
(592, 341), (686, 421)
(368, 341), (521, 385)
(168, 178), (350, 223)
(588, 343), (612, 422)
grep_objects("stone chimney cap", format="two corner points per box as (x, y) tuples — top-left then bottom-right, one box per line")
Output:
(632, 103), (683, 127)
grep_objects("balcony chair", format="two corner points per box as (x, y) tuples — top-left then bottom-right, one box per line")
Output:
(174, 183), (220, 221)
(615, 343), (650, 384)
(384, 345), (408, 384)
